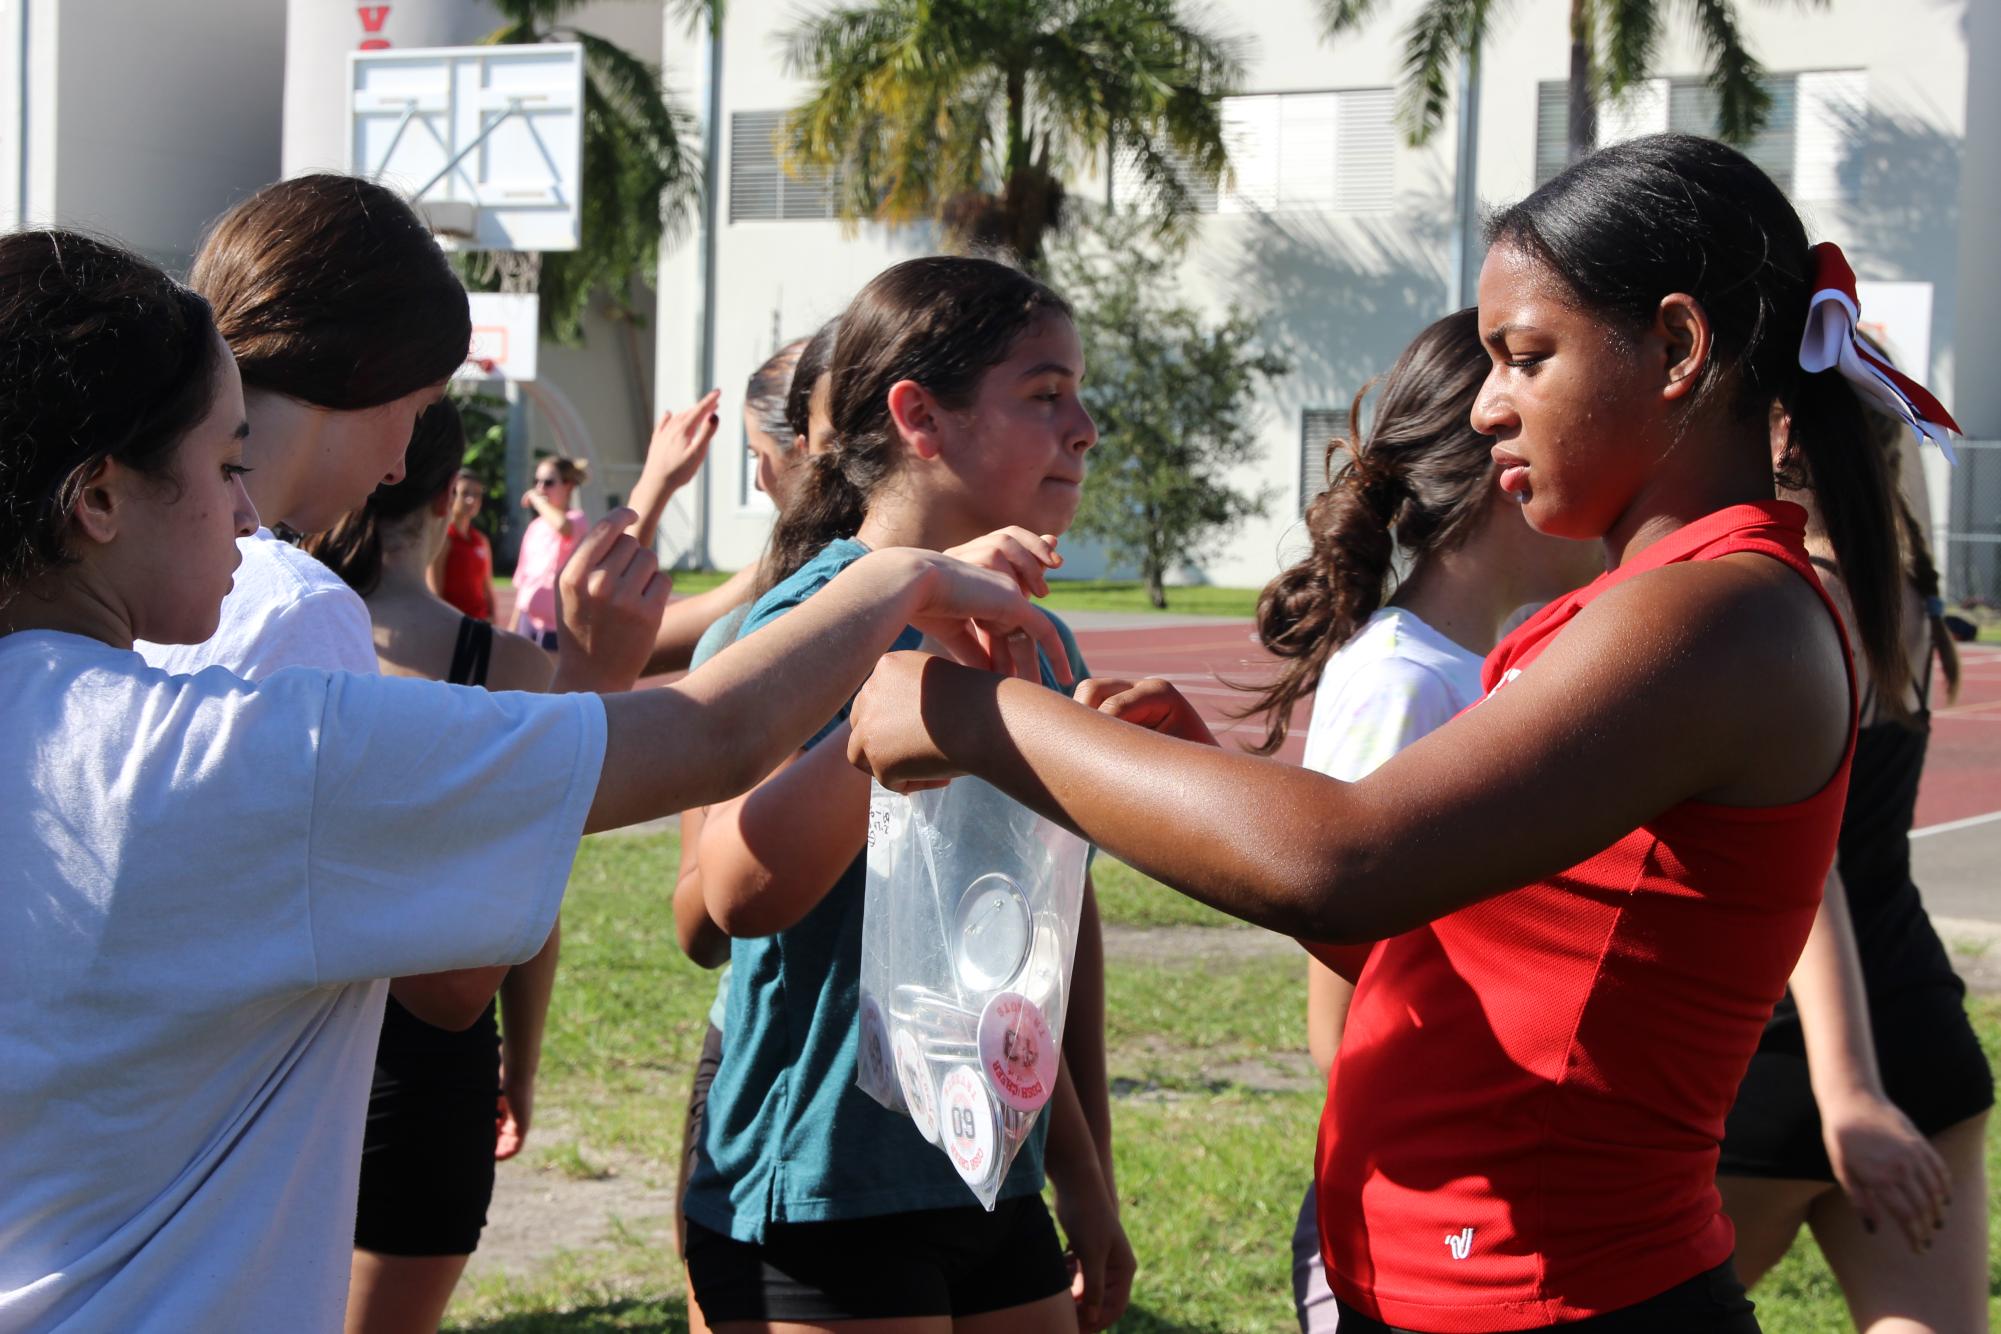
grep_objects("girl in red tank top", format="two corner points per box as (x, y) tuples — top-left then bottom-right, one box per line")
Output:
(842, 134), (1960, 1331)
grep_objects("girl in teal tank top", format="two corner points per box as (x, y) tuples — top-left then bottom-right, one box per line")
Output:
(682, 257), (1129, 1333)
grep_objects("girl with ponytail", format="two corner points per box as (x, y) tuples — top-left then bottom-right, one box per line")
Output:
(682, 256), (1132, 1334)
(1714, 380), (1990, 1329)
(848, 133), (1964, 1331)
(1245, 310), (1601, 1331)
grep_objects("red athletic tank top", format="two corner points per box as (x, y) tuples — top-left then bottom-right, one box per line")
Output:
(1317, 501), (1855, 1331)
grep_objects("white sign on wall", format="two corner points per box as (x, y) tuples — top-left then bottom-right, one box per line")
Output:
(457, 292), (539, 382)
(1852, 280), (1933, 379)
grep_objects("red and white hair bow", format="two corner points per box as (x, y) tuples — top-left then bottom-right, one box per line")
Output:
(1799, 241), (1961, 464)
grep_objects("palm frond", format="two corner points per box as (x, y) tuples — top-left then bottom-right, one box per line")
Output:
(1316, 0), (1392, 36)
(1394, 0), (1482, 145)
(489, 0), (718, 36)
(1030, 0), (1243, 184)
(1599, 0), (1663, 97)
(779, 0), (1238, 255)
(1682, 0), (1770, 141)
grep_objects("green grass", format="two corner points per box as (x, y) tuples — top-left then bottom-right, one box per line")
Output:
(1039, 579), (1261, 618)
(448, 831), (2001, 1331)
(662, 569), (734, 596)
(1093, 856), (1242, 928)
(499, 570), (1260, 616)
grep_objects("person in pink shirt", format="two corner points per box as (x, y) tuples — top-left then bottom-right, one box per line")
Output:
(513, 456), (589, 648)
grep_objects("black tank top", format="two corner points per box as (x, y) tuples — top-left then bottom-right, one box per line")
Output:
(1824, 639), (1959, 1002)
(372, 615), (501, 1092)
(447, 616), (494, 688)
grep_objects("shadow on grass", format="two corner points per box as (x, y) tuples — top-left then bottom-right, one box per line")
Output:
(1117, 1303), (1237, 1333)
(452, 1300), (688, 1334)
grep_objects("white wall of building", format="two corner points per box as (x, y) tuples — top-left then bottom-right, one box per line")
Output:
(281, 0), (675, 545)
(657, 0), (1988, 589)
(2, 0), (282, 268)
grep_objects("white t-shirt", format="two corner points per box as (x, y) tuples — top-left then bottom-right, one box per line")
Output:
(137, 528), (378, 680)
(0, 632), (606, 1331)
(1300, 607), (1485, 782)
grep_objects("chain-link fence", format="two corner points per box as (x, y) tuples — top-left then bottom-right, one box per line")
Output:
(1944, 440), (2001, 606)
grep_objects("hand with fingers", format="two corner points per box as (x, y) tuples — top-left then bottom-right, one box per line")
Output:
(843, 548), (1073, 793)
(1076, 676), (1219, 747)
(641, 389), (723, 496)
(1055, 1175), (1136, 1332)
(494, 1063), (534, 1161)
(891, 549), (1072, 686)
(942, 526), (1064, 599)
(1821, 1085), (1953, 1253)
(551, 509), (673, 693)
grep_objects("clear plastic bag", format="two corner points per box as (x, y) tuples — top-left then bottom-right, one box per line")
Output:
(856, 777), (1090, 1209)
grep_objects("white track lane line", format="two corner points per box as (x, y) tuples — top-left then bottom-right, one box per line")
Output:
(1911, 809), (2001, 840)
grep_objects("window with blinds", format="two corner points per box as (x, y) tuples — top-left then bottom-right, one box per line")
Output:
(1301, 408), (1350, 512)
(1112, 88), (1395, 215)
(1533, 70), (1859, 201)
(729, 111), (841, 222)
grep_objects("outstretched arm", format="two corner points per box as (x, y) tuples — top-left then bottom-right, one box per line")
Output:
(625, 391), (721, 551)
(848, 558), (1851, 942)
(645, 566), (760, 676)
(583, 540), (1070, 835)
(672, 805), (731, 967)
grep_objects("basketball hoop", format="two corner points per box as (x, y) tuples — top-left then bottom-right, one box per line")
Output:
(466, 249), (543, 295)
(347, 44), (583, 254)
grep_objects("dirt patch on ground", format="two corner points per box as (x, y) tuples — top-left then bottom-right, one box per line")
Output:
(463, 1143), (679, 1286)
(1102, 923), (1295, 965)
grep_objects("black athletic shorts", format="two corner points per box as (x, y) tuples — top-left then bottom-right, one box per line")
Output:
(676, 1021), (725, 1259)
(353, 1085), (498, 1256)
(684, 1195), (1071, 1324)
(353, 998), (501, 1257)
(1719, 981), (1994, 1181)
(1334, 1259), (1759, 1332)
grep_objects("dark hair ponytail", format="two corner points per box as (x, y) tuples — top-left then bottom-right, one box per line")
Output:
(756, 257), (1071, 594)
(1780, 370), (1911, 713)
(1854, 385), (1960, 705)
(304, 400), (467, 596)
(1489, 132), (1911, 712)
(1243, 309), (1495, 754)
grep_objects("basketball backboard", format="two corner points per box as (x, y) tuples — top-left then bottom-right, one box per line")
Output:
(456, 292), (540, 383)
(347, 44), (583, 252)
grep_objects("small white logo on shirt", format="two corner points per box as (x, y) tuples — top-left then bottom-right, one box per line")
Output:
(1478, 668), (1522, 706)
(1445, 1227), (1475, 1261)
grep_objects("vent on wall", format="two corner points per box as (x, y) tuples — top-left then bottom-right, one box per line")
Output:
(1301, 408), (1350, 513)
(1534, 70), (1861, 202)
(1112, 88), (1396, 215)
(729, 110), (841, 222)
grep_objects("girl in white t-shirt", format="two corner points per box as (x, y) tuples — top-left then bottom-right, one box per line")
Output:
(139, 174), (471, 686)
(0, 229), (1065, 1333)
(1239, 309), (1605, 1332)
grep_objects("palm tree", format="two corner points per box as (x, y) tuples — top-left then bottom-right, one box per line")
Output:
(482, 0), (707, 342)
(1320, 0), (1822, 157)
(781, 0), (1245, 268)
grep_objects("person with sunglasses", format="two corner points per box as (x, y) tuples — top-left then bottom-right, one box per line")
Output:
(514, 457), (590, 649)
